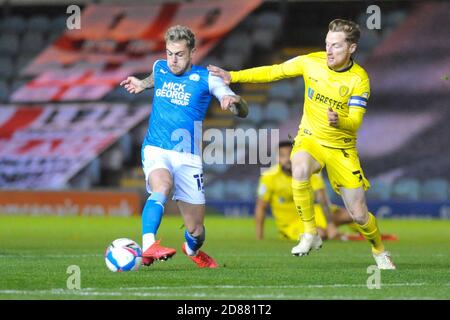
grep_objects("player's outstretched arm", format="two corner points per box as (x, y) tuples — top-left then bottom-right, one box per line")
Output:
(208, 57), (303, 84)
(207, 65), (231, 85)
(120, 73), (154, 94)
(254, 198), (268, 240)
(220, 95), (249, 118)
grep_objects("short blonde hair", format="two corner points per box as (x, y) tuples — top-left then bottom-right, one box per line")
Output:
(328, 19), (360, 44)
(165, 25), (196, 50)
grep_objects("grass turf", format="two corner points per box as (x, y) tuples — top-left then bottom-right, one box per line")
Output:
(0, 215), (449, 300)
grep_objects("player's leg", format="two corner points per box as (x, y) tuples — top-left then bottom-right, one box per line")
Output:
(290, 134), (325, 256)
(313, 204), (330, 240)
(291, 151), (322, 235)
(340, 187), (395, 269)
(324, 146), (395, 269)
(178, 201), (218, 268)
(141, 147), (177, 264)
(172, 154), (217, 268)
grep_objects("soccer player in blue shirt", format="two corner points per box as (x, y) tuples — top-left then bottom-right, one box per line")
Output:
(120, 25), (248, 268)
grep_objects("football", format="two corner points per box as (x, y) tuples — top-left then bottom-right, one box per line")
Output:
(104, 238), (142, 272)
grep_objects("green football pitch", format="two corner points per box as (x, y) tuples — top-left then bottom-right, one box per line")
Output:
(0, 215), (449, 300)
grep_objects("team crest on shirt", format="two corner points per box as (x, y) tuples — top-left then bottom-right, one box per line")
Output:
(258, 184), (267, 197)
(189, 73), (200, 81)
(339, 85), (349, 97)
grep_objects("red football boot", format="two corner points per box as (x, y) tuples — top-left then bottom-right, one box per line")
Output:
(142, 240), (176, 261)
(181, 243), (218, 269)
(142, 256), (155, 266)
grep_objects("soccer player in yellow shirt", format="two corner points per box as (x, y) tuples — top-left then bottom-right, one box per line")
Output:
(209, 19), (396, 269)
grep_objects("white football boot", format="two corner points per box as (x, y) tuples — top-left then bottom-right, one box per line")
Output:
(373, 251), (396, 270)
(291, 233), (323, 256)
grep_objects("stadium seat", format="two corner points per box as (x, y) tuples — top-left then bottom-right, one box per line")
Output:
(10, 79), (27, 91)
(384, 10), (407, 28)
(134, 87), (154, 103)
(421, 178), (448, 201)
(268, 81), (295, 102)
(255, 12), (283, 35)
(223, 32), (252, 57)
(0, 80), (10, 102)
(201, 56), (222, 69)
(70, 169), (92, 189)
(222, 52), (245, 70)
(20, 31), (45, 54)
(358, 28), (381, 51)
(203, 162), (228, 174)
(104, 85), (136, 102)
(391, 178), (421, 201)
(131, 121), (148, 145)
(0, 16), (27, 34)
(245, 103), (264, 123)
(101, 145), (124, 171)
(0, 57), (13, 80)
(49, 15), (68, 31)
(47, 31), (63, 44)
(0, 33), (20, 56)
(86, 158), (101, 185)
(205, 181), (226, 200)
(264, 100), (290, 123)
(225, 180), (254, 200)
(27, 15), (51, 33)
(366, 179), (393, 201)
(119, 133), (133, 163)
(15, 53), (36, 73)
(251, 29), (276, 51)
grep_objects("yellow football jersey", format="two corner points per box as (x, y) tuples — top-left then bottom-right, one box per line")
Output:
(257, 165), (326, 229)
(230, 51), (370, 148)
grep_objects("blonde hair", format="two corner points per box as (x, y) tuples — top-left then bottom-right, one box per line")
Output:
(165, 25), (196, 50)
(328, 19), (360, 44)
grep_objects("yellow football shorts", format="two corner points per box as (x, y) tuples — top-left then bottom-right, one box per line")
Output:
(291, 133), (370, 195)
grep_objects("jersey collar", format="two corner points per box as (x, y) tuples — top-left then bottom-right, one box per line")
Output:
(329, 59), (354, 73)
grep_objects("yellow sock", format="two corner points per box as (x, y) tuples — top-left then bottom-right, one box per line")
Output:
(292, 179), (316, 235)
(348, 222), (361, 234)
(358, 212), (385, 254)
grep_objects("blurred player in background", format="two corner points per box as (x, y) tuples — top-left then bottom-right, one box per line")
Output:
(209, 19), (396, 269)
(256, 140), (352, 241)
(120, 25), (247, 268)
(255, 141), (398, 242)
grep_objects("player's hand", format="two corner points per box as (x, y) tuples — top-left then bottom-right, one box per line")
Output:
(220, 95), (241, 111)
(326, 222), (340, 240)
(328, 107), (339, 127)
(207, 65), (231, 85)
(120, 76), (145, 94)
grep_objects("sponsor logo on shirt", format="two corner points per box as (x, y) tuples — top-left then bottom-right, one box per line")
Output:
(156, 81), (191, 106)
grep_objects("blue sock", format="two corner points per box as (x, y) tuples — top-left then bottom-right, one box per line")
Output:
(184, 227), (205, 252)
(142, 192), (167, 236)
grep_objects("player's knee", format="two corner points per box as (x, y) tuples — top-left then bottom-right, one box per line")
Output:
(348, 204), (368, 225)
(147, 181), (172, 196)
(292, 165), (312, 181)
